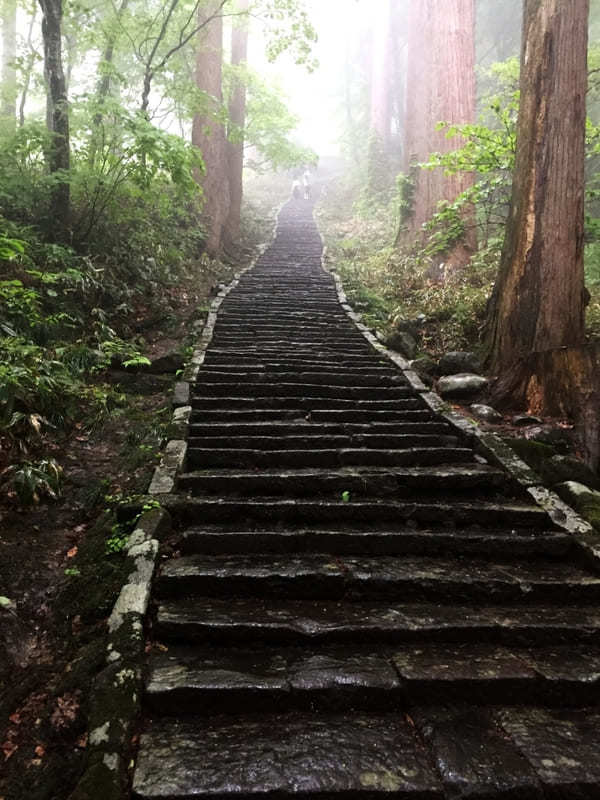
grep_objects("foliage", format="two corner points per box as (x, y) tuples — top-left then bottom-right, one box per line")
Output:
(2, 458), (63, 505)
(225, 65), (317, 171)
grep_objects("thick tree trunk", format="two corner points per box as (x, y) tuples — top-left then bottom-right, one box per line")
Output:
(1, 0), (17, 126)
(400, 0), (476, 262)
(39, 0), (71, 237)
(224, 0), (249, 247)
(486, 0), (589, 407)
(509, 345), (600, 471)
(192, 0), (229, 255)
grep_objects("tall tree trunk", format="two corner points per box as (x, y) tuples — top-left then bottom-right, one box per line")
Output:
(224, 0), (249, 247)
(192, 0), (229, 255)
(400, 0), (476, 264)
(486, 0), (589, 411)
(19, 1), (38, 127)
(366, 0), (392, 195)
(88, 0), (129, 165)
(1, 0), (17, 127)
(39, 0), (70, 237)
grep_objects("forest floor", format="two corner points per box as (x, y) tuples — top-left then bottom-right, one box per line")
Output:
(0, 179), (286, 800)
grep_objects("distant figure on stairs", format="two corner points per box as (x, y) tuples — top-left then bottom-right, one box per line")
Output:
(303, 170), (311, 200)
(292, 178), (301, 200)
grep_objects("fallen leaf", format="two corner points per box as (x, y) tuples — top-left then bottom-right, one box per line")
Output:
(76, 734), (88, 749)
(2, 740), (18, 760)
(50, 693), (80, 730)
(34, 745), (45, 758)
(67, 546), (78, 559)
(8, 712), (21, 725)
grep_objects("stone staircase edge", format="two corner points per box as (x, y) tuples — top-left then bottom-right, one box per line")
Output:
(68, 506), (171, 800)
(323, 261), (598, 567)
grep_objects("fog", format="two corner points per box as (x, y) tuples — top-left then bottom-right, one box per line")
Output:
(249, 0), (377, 158)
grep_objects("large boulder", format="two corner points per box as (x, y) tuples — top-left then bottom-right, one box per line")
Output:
(438, 373), (488, 399)
(438, 351), (481, 375)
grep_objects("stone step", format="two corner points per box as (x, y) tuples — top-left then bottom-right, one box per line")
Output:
(177, 464), (505, 497)
(194, 371), (405, 387)
(189, 409), (435, 424)
(191, 383), (414, 399)
(144, 643), (600, 714)
(187, 421), (453, 437)
(185, 446), (474, 469)
(155, 597), (600, 646)
(190, 397), (425, 411)
(203, 350), (390, 366)
(198, 363), (397, 375)
(156, 553), (600, 604)
(180, 526), (572, 559)
(186, 434), (460, 452)
(133, 713), (443, 799)
(164, 496), (549, 529)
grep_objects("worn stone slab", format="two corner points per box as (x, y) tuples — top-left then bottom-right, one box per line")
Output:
(157, 552), (600, 603)
(495, 708), (600, 796)
(133, 714), (443, 799)
(156, 597), (600, 646)
(414, 707), (543, 799)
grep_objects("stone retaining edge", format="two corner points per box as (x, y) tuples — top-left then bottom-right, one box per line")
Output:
(70, 211), (285, 800)
(325, 263), (598, 565)
(68, 506), (170, 800)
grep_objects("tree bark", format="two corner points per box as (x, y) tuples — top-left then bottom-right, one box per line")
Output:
(224, 0), (249, 247)
(39, 0), (70, 237)
(191, 0), (229, 255)
(19, 1), (39, 127)
(400, 0), (476, 262)
(1, 0), (17, 126)
(486, 0), (589, 408)
(511, 345), (600, 471)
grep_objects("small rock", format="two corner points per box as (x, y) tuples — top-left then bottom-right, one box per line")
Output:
(548, 456), (600, 491)
(554, 482), (600, 532)
(393, 318), (420, 337)
(438, 373), (488, 399)
(410, 355), (439, 377)
(145, 352), (186, 374)
(470, 404), (503, 424)
(512, 414), (543, 427)
(525, 425), (572, 452)
(385, 330), (417, 359)
(439, 351), (481, 375)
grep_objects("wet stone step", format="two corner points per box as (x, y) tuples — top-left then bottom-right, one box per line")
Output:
(190, 397), (426, 411)
(186, 434), (460, 451)
(177, 464), (505, 497)
(185, 446), (475, 469)
(145, 643), (600, 715)
(198, 364), (398, 375)
(145, 645), (402, 714)
(180, 526), (573, 559)
(188, 409), (436, 423)
(132, 713), (443, 800)
(194, 371), (407, 387)
(156, 553), (600, 604)
(155, 597), (600, 647)
(186, 421), (454, 437)
(190, 384), (414, 399)
(164, 497), (550, 529)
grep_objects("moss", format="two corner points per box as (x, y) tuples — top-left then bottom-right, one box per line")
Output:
(503, 437), (557, 473)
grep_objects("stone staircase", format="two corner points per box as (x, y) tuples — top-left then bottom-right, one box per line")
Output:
(133, 200), (600, 799)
